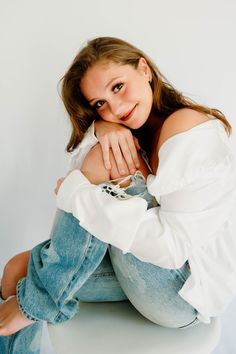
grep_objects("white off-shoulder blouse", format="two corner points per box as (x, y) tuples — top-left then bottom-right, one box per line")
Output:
(57, 118), (236, 323)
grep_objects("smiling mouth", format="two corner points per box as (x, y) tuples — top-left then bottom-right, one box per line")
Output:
(120, 105), (137, 122)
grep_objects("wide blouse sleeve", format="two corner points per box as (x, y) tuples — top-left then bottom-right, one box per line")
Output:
(68, 121), (98, 171)
(57, 121), (236, 269)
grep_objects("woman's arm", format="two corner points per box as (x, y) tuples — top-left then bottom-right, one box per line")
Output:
(80, 143), (150, 186)
(57, 112), (235, 269)
(11, 143), (144, 330)
(0, 130), (144, 336)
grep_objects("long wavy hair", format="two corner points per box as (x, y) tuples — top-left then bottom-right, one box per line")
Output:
(60, 36), (232, 152)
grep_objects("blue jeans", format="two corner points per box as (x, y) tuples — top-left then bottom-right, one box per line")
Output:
(0, 172), (198, 353)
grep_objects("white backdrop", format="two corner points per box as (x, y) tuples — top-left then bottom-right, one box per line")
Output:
(0, 1), (235, 353)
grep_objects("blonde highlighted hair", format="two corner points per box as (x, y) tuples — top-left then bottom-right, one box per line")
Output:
(60, 37), (232, 152)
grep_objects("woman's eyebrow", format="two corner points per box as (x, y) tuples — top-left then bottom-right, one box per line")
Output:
(88, 76), (122, 103)
(105, 76), (122, 89)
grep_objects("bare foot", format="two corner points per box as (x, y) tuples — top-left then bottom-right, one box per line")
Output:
(0, 296), (34, 336)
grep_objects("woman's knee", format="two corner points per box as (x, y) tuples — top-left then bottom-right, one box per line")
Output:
(109, 149), (150, 184)
(81, 143), (150, 185)
(80, 143), (110, 184)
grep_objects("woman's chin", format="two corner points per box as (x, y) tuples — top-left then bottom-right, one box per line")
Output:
(128, 119), (146, 130)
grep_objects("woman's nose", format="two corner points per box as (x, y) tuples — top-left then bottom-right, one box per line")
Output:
(109, 99), (123, 118)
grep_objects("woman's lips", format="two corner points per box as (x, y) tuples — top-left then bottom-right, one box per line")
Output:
(120, 105), (137, 122)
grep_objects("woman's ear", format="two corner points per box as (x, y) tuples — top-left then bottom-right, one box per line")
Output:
(138, 57), (152, 81)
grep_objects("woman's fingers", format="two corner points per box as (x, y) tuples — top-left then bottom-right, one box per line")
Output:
(100, 133), (127, 174)
(101, 131), (140, 175)
(116, 131), (141, 174)
(54, 178), (65, 195)
(95, 121), (141, 175)
(117, 134), (137, 175)
(109, 136), (127, 175)
(133, 136), (141, 151)
(100, 136), (111, 170)
(126, 134), (141, 169)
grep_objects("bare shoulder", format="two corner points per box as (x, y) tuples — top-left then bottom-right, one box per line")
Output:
(157, 108), (210, 152)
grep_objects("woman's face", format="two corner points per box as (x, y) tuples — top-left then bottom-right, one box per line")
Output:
(80, 58), (153, 129)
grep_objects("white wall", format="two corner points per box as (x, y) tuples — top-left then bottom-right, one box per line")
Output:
(0, 1), (235, 353)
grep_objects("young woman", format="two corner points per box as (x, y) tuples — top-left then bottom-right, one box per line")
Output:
(1, 36), (236, 354)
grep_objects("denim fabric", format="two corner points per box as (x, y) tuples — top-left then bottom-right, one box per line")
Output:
(0, 296), (42, 354)
(102, 172), (199, 328)
(16, 210), (108, 324)
(0, 171), (199, 353)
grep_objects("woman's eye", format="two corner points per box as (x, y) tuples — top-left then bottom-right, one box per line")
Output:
(94, 100), (105, 109)
(112, 83), (123, 93)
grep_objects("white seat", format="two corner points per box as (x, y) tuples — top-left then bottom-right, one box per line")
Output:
(48, 301), (221, 354)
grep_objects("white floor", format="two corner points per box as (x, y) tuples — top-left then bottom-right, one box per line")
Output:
(41, 298), (236, 354)
(40, 323), (55, 354)
(212, 298), (236, 354)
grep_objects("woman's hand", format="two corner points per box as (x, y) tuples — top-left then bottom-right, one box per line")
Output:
(54, 177), (65, 195)
(0, 296), (34, 336)
(94, 120), (141, 175)
(54, 170), (76, 195)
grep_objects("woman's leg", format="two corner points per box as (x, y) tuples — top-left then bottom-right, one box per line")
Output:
(107, 172), (199, 329)
(16, 209), (109, 324)
(0, 322), (43, 354)
(1, 251), (30, 300)
(0, 217), (127, 354)
(109, 246), (198, 328)
(80, 144), (196, 328)
(92, 148), (197, 328)
(0, 287), (42, 354)
(74, 249), (127, 303)
(0, 144), (130, 353)
(0, 250), (127, 354)
(0, 210), (108, 354)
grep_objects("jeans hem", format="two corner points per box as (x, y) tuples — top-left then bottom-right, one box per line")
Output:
(178, 316), (200, 329)
(16, 278), (39, 323)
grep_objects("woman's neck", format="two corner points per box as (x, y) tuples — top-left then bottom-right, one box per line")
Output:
(134, 110), (164, 158)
